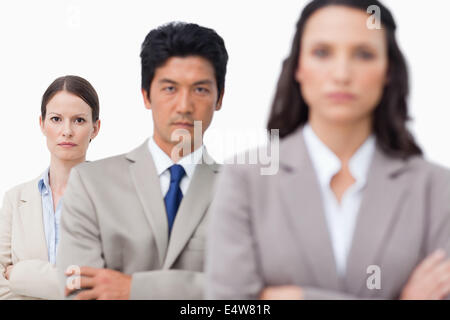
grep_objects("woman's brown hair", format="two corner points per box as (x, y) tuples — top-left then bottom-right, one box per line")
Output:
(267, 0), (422, 159)
(41, 75), (99, 122)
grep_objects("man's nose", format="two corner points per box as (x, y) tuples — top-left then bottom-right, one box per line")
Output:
(175, 90), (194, 114)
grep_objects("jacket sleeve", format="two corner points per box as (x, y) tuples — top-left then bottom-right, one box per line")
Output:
(58, 165), (208, 300)
(426, 168), (450, 255)
(426, 168), (450, 300)
(130, 270), (204, 299)
(0, 191), (14, 299)
(204, 164), (380, 301)
(56, 167), (105, 299)
(8, 259), (61, 299)
(302, 287), (362, 299)
(205, 164), (265, 299)
(0, 191), (26, 299)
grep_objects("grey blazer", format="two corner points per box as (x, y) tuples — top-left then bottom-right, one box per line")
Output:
(56, 140), (221, 299)
(205, 127), (450, 299)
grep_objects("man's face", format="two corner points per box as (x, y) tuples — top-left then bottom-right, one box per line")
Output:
(142, 56), (223, 158)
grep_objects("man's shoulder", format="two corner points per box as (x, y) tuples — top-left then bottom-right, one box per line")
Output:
(70, 141), (150, 184)
(73, 141), (149, 176)
(74, 153), (129, 176)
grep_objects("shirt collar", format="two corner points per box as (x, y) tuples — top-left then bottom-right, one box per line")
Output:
(38, 167), (50, 195)
(302, 124), (375, 189)
(147, 137), (204, 179)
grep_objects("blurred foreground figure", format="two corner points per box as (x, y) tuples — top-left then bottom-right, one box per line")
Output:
(206, 0), (450, 300)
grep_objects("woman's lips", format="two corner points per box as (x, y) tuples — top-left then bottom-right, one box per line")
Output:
(326, 92), (356, 102)
(58, 142), (77, 148)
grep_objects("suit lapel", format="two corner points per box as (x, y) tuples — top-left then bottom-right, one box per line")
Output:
(344, 147), (410, 294)
(127, 141), (169, 266)
(278, 129), (341, 290)
(18, 177), (49, 261)
(163, 152), (220, 269)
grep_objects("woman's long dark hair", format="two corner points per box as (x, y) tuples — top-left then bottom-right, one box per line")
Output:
(267, 0), (422, 159)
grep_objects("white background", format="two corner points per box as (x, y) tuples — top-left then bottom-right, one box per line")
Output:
(1, 0), (449, 201)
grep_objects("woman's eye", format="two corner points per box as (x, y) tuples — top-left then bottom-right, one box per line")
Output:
(355, 50), (375, 60)
(50, 116), (61, 122)
(313, 48), (329, 58)
(75, 118), (86, 124)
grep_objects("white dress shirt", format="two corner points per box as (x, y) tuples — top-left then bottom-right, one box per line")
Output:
(148, 137), (204, 196)
(302, 124), (376, 277)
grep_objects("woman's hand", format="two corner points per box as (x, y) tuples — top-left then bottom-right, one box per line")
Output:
(260, 285), (304, 300)
(4, 265), (14, 280)
(400, 249), (450, 300)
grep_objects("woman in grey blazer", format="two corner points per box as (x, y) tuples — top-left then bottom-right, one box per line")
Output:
(206, 0), (450, 300)
(0, 75), (101, 299)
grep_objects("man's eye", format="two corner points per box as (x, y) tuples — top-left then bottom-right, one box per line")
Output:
(195, 87), (209, 94)
(163, 86), (176, 93)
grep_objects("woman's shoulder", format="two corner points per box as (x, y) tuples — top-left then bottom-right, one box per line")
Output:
(3, 175), (41, 202)
(406, 155), (450, 185)
(408, 155), (450, 174)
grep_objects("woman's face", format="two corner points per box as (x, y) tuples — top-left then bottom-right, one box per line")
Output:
(40, 91), (100, 163)
(296, 5), (388, 127)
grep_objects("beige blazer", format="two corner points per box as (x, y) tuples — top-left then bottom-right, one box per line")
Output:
(56, 140), (221, 299)
(0, 176), (61, 300)
(206, 127), (450, 299)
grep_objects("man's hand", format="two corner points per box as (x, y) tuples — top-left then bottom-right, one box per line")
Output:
(400, 249), (450, 300)
(65, 267), (132, 300)
(4, 265), (13, 280)
(260, 285), (304, 300)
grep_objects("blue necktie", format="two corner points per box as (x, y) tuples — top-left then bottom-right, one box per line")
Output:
(164, 164), (186, 235)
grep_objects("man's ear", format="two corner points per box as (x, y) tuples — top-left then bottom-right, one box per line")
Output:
(142, 89), (152, 110)
(215, 89), (225, 111)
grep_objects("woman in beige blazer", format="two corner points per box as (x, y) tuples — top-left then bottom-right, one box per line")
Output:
(206, 0), (450, 300)
(0, 75), (100, 299)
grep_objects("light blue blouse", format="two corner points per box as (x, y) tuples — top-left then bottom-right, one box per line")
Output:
(37, 168), (62, 265)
